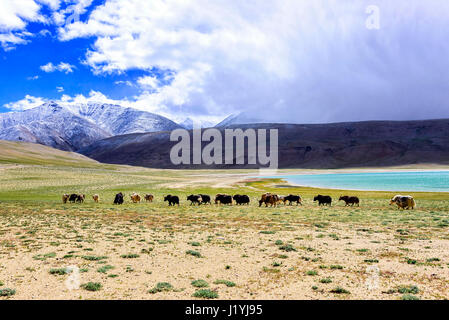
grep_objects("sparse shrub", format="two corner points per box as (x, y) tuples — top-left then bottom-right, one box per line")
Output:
(186, 250), (201, 258)
(97, 265), (114, 273)
(82, 255), (107, 261)
(306, 270), (318, 276)
(214, 280), (235, 287)
(33, 252), (56, 261)
(330, 265), (344, 270)
(49, 268), (69, 275)
(148, 282), (174, 294)
(398, 285), (419, 294)
(330, 287), (350, 294)
(279, 244), (296, 252)
(401, 294), (419, 300)
(364, 259), (379, 263)
(121, 254), (139, 259)
(191, 280), (209, 288)
(0, 288), (16, 296)
(320, 278), (332, 284)
(81, 282), (102, 292)
(193, 289), (218, 299)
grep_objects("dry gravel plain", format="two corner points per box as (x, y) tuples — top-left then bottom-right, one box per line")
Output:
(0, 142), (448, 300)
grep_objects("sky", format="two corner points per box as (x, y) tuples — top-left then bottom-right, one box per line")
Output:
(1, 0), (449, 124)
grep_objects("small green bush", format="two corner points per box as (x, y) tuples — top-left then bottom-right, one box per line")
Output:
(193, 289), (218, 299)
(186, 250), (202, 258)
(330, 287), (350, 294)
(0, 288), (16, 296)
(49, 268), (69, 275)
(214, 280), (236, 287)
(121, 254), (140, 259)
(97, 265), (114, 273)
(191, 280), (209, 288)
(81, 282), (102, 292)
(148, 282), (174, 294)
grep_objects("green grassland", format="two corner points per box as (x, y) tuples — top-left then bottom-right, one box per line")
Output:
(0, 141), (448, 300)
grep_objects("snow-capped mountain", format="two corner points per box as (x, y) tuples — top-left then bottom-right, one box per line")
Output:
(179, 117), (216, 129)
(66, 102), (181, 136)
(0, 101), (182, 151)
(215, 112), (266, 127)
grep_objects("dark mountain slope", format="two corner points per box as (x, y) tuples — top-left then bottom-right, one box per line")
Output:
(79, 119), (449, 169)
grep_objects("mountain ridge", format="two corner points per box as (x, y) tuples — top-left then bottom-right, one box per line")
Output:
(79, 119), (449, 169)
(0, 101), (182, 151)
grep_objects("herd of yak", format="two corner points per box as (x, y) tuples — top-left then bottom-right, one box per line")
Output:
(62, 192), (417, 210)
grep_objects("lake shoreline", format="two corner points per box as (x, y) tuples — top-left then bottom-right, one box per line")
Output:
(255, 170), (449, 193)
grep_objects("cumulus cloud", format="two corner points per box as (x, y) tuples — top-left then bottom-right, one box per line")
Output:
(40, 61), (76, 73)
(55, 0), (449, 123)
(0, 0), (44, 31)
(0, 0), (92, 50)
(3, 95), (47, 111)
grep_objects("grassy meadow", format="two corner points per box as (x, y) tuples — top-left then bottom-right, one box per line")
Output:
(0, 141), (448, 300)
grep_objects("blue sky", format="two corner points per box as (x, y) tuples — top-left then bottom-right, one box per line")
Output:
(1, 0), (449, 123)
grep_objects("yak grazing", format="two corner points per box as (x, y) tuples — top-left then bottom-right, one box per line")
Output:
(314, 195), (332, 206)
(339, 196), (359, 206)
(390, 195), (416, 210)
(164, 195), (180, 206)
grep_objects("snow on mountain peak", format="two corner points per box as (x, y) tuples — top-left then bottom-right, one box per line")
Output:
(0, 101), (182, 151)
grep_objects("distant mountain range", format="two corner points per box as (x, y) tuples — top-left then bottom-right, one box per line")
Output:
(179, 117), (216, 130)
(0, 102), (182, 151)
(215, 112), (264, 127)
(2, 103), (449, 169)
(79, 119), (449, 169)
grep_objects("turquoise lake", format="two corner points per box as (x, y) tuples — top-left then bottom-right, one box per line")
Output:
(265, 171), (449, 192)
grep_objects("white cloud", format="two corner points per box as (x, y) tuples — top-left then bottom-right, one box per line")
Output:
(114, 80), (133, 87)
(38, 0), (62, 11)
(3, 95), (47, 111)
(0, 32), (29, 50)
(0, 0), (49, 49)
(136, 76), (159, 89)
(56, 0), (449, 123)
(51, 0), (93, 26)
(0, 0), (93, 50)
(40, 61), (76, 73)
(27, 75), (39, 80)
(0, 0), (44, 31)
(56, 86), (64, 92)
